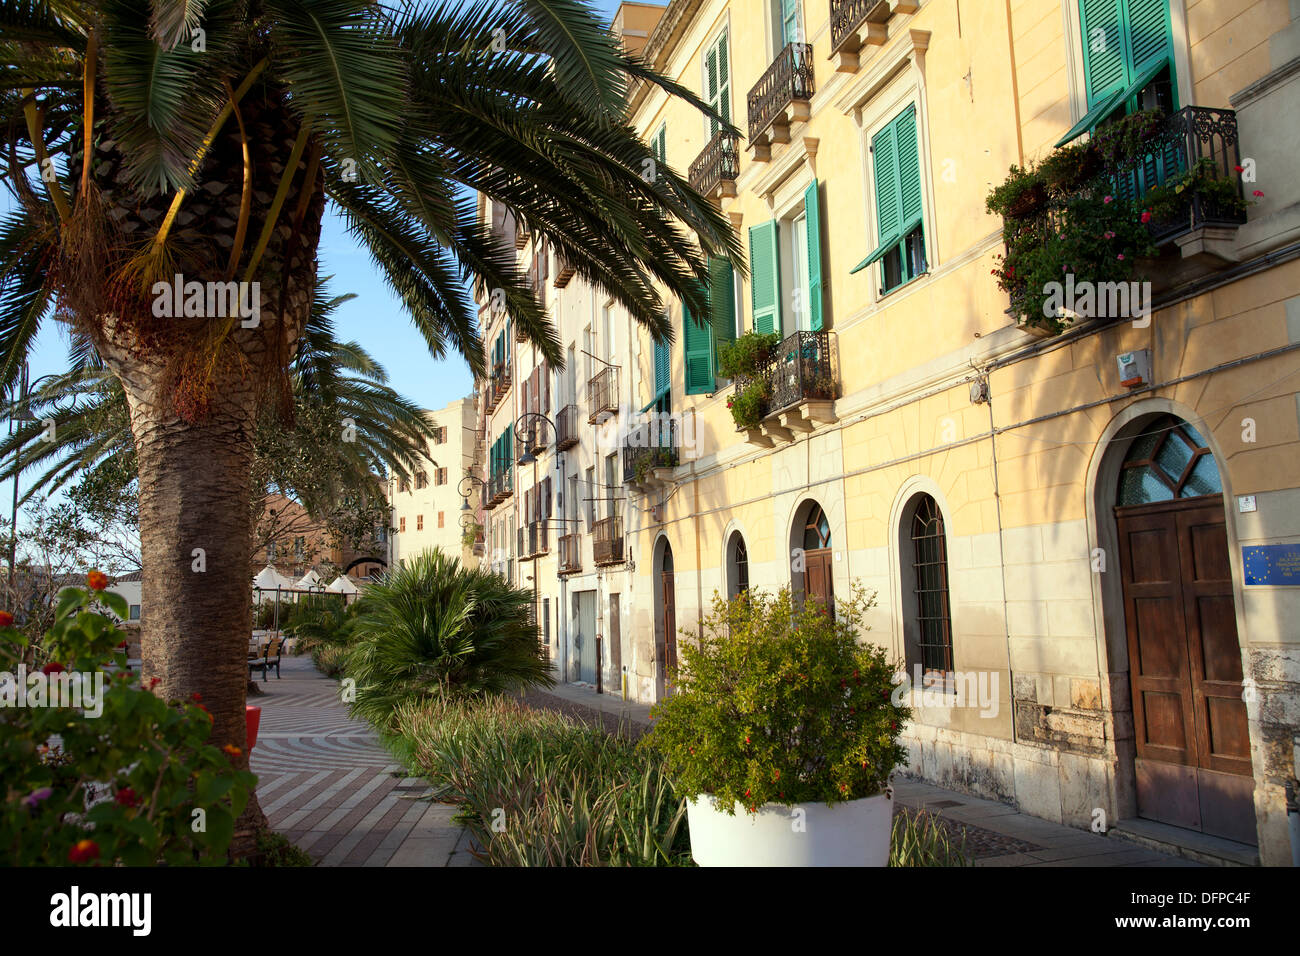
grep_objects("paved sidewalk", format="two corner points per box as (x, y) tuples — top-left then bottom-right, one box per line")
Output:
(894, 778), (1202, 866)
(249, 655), (479, 867)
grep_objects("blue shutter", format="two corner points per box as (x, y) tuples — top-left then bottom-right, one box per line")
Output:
(803, 179), (823, 332)
(748, 220), (780, 334)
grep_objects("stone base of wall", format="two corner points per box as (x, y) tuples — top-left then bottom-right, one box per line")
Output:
(901, 722), (1119, 830)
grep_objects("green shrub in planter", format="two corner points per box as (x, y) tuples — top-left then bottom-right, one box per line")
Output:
(727, 380), (770, 429)
(645, 585), (909, 813)
(716, 331), (780, 380)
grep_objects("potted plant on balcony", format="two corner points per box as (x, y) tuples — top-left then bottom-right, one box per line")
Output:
(727, 379), (770, 430)
(1037, 141), (1103, 196)
(646, 585), (909, 866)
(717, 331), (781, 380)
(1143, 156), (1255, 227)
(985, 164), (1047, 220)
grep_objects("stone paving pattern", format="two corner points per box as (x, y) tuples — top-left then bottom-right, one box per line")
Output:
(249, 655), (478, 867)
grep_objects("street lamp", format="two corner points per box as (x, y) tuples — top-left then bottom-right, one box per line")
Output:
(514, 411), (555, 466)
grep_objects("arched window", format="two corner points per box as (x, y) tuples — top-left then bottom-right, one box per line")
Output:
(1117, 416), (1221, 506)
(906, 494), (953, 677)
(803, 504), (831, 550)
(794, 502), (833, 613)
(726, 532), (749, 599)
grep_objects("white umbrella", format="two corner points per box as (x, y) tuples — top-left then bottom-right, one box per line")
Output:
(325, 575), (360, 594)
(252, 565), (282, 590)
(295, 569), (322, 590)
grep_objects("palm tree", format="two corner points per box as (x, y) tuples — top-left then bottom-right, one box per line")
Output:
(0, 0), (740, 850)
(0, 281), (437, 512)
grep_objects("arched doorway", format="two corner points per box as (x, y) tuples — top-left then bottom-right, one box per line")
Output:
(654, 538), (676, 699)
(792, 501), (833, 613)
(1109, 415), (1254, 844)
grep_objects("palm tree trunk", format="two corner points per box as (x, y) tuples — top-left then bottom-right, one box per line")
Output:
(129, 374), (267, 855)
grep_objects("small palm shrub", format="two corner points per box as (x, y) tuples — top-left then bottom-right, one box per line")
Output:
(645, 585), (910, 813)
(345, 551), (553, 727)
(285, 596), (362, 655)
(391, 695), (689, 866)
(890, 809), (973, 867)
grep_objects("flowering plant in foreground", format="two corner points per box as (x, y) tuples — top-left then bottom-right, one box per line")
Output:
(0, 583), (255, 865)
(644, 585), (909, 814)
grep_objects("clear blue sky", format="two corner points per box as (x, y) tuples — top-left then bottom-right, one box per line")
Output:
(23, 0), (642, 418)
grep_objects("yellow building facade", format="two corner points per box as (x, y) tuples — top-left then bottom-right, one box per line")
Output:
(476, 0), (1300, 864)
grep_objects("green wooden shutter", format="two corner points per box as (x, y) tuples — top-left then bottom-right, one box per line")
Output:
(708, 256), (736, 367)
(717, 33), (730, 126)
(683, 291), (713, 395)
(653, 337), (670, 398)
(872, 121), (901, 246)
(749, 220), (780, 335)
(705, 32), (731, 136)
(1125, 0), (1174, 77)
(896, 107), (923, 226)
(803, 179), (823, 332)
(1080, 0), (1126, 106)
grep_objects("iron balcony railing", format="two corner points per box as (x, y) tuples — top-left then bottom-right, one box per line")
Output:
(688, 129), (740, 196)
(830, 0), (887, 54)
(593, 516), (624, 566)
(733, 330), (836, 424)
(488, 468), (513, 504)
(587, 366), (619, 423)
(623, 417), (678, 483)
(555, 403), (580, 451)
(747, 42), (815, 144)
(558, 532), (582, 574)
(486, 363), (510, 412)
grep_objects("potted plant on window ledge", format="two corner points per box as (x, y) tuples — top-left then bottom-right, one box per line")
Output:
(644, 585), (909, 866)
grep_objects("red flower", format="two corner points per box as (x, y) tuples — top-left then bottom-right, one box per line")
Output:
(1253, 190), (1264, 198)
(68, 839), (100, 863)
(190, 692), (202, 703)
(891, 722), (897, 731)
(147, 677), (161, 690)
(1234, 165), (1244, 173)
(86, 570), (108, 591)
(115, 787), (140, 808)
(41, 662), (65, 675)
(0, 611), (12, 628)
(222, 744), (242, 757)
(1140, 211), (1152, 223)
(744, 789), (751, 798)
(744, 736), (750, 744)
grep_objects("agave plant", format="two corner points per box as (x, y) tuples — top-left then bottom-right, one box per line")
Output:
(345, 550), (555, 727)
(0, 0), (738, 851)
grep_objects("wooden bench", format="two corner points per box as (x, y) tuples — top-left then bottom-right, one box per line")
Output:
(248, 637), (284, 682)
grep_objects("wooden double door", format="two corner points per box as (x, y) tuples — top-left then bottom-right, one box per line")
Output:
(1114, 495), (1255, 844)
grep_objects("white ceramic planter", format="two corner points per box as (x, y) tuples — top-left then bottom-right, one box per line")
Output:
(686, 791), (892, 867)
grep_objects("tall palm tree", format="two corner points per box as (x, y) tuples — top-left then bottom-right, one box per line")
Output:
(0, 0), (740, 849)
(0, 282), (438, 509)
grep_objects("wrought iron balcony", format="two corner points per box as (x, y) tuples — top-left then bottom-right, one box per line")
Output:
(831, 0), (888, 54)
(732, 330), (837, 435)
(593, 516), (624, 566)
(587, 366), (619, 423)
(486, 362), (510, 412)
(747, 43), (815, 148)
(688, 130), (740, 200)
(558, 532), (582, 574)
(488, 468), (513, 504)
(555, 403), (580, 450)
(623, 417), (678, 485)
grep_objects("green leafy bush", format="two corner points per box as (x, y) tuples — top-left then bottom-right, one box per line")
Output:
(1144, 156), (1251, 221)
(1, 584), (256, 865)
(285, 595), (362, 654)
(391, 695), (689, 866)
(727, 380), (770, 429)
(716, 331), (780, 380)
(344, 550), (554, 728)
(645, 586), (909, 813)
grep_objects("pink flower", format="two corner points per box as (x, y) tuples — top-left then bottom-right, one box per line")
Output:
(1253, 190), (1264, 198)
(1117, 254), (1125, 260)
(1103, 195), (1114, 204)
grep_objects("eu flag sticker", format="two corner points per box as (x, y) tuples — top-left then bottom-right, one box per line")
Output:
(1243, 545), (1300, 586)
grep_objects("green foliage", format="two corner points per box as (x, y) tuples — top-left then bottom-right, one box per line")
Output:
(0, 587), (256, 865)
(645, 586), (910, 813)
(343, 551), (554, 728)
(391, 695), (690, 866)
(311, 643), (349, 679)
(281, 593), (358, 651)
(1144, 156), (1251, 221)
(252, 830), (315, 867)
(890, 808), (973, 867)
(726, 379), (769, 429)
(984, 164), (1046, 220)
(716, 331), (780, 380)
